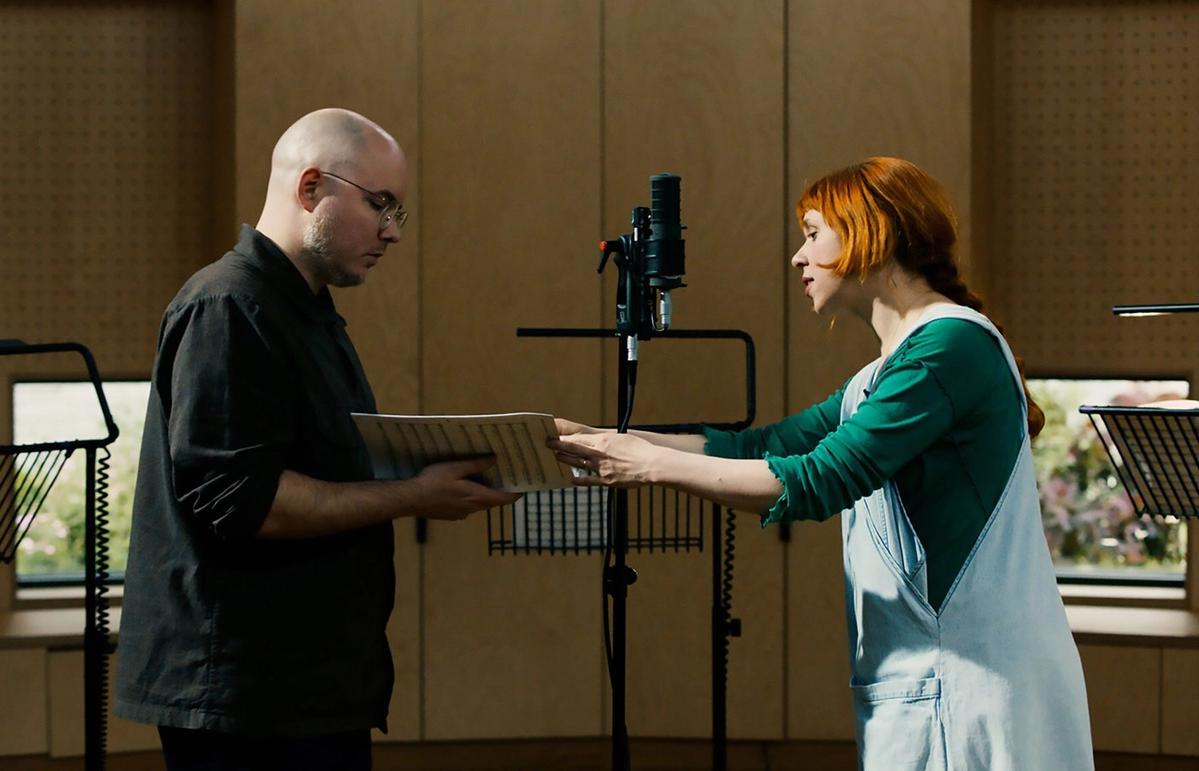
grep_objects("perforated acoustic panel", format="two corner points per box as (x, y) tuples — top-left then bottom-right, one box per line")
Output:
(0, 1), (212, 376)
(990, 0), (1199, 376)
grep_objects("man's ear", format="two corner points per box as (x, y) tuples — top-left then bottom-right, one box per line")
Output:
(297, 168), (323, 213)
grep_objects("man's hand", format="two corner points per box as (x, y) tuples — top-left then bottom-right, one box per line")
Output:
(409, 456), (522, 519)
(259, 458), (521, 538)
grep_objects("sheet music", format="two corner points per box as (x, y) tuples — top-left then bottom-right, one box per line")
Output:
(350, 411), (576, 492)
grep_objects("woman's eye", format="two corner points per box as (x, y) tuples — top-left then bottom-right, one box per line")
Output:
(806, 231), (816, 241)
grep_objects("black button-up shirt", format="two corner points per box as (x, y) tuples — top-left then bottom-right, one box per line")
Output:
(115, 225), (395, 736)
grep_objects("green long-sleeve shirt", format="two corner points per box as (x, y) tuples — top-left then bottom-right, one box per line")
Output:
(704, 318), (1026, 611)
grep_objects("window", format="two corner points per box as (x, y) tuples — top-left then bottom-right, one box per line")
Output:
(12, 381), (149, 585)
(1029, 378), (1190, 585)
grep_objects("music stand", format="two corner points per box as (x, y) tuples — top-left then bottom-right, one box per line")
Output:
(0, 340), (119, 771)
(1093, 300), (1199, 519)
(1080, 406), (1199, 520)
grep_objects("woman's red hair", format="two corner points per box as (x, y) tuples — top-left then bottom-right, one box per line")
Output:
(798, 157), (1045, 439)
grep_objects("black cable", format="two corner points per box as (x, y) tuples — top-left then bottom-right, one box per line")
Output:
(85, 446), (112, 771)
(721, 506), (736, 636)
(95, 447), (112, 763)
(602, 492), (615, 676)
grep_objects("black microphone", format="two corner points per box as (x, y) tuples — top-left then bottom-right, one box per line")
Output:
(645, 173), (686, 330)
(597, 173), (688, 342)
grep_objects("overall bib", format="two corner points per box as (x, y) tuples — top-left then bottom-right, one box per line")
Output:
(839, 304), (1093, 771)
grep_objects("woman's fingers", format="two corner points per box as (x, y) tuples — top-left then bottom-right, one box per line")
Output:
(554, 417), (596, 436)
(547, 436), (600, 458)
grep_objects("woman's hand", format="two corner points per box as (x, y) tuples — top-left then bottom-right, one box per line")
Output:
(554, 417), (608, 437)
(547, 430), (662, 488)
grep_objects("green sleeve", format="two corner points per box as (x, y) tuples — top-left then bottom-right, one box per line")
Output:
(761, 319), (996, 525)
(701, 384), (846, 460)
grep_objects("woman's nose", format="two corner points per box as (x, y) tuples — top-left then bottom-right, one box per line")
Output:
(791, 249), (805, 268)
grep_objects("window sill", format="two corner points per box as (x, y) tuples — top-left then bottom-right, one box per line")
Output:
(1058, 586), (1198, 647)
(0, 606), (122, 649)
(1060, 582), (1186, 609)
(1065, 604), (1199, 648)
(13, 584), (123, 611)
(3, 594), (1196, 651)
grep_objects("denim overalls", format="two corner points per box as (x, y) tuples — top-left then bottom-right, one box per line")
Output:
(839, 304), (1094, 770)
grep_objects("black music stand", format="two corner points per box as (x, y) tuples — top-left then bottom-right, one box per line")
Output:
(0, 340), (119, 771)
(1081, 406), (1199, 520)
(1092, 300), (1199, 519)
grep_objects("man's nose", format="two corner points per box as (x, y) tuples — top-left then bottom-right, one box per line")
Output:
(380, 222), (402, 243)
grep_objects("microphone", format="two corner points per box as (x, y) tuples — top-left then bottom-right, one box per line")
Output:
(645, 173), (686, 331)
(598, 173), (688, 348)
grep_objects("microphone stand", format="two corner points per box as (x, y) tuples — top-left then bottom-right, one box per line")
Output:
(515, 325), (756, 771)
(607, 342), (635, 770)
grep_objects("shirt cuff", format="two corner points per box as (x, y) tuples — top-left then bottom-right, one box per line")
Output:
(180, 458), (283, 542)
(701, 425), (739, 458)
(760, 452), (791, 526)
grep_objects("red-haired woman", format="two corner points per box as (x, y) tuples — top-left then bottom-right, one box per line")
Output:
(551, 157), (1094, 770)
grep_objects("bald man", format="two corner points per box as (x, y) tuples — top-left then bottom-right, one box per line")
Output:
(114, 109), (518, 770)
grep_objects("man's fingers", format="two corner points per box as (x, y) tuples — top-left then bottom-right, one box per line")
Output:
(457, 477), (522, 503)
(437, 455), (497, 476)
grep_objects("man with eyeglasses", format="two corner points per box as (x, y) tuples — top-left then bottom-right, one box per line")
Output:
(115, 108), (519, 770)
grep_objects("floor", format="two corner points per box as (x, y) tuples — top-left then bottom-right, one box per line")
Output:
(5, 739), (1198, 770)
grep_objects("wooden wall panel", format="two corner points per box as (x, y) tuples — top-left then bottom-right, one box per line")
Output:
(785, 521), (853, 740)
(0, 0), (212, 646)
(604, 0), (787, 739)
(0, 648), (46, 756)
(0, 0), (212, 376)
(232, 0), (424, 741)
(47, 649), (158, 757)
(988, 0), (1199, 379)
(233, 0), (422, 414)
(784, 0), (974, 741)
(6, 0), (1189, 757)
(418, 0), (604, 740)
(1161, 648), (1199, 756)
(1079, 644), (1161, 754)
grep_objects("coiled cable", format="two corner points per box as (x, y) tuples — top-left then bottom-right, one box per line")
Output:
(86, 446), (112, 771)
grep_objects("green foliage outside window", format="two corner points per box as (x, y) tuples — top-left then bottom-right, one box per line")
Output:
(14, 382), (147, 580)
(1030, 379), (1188, 576)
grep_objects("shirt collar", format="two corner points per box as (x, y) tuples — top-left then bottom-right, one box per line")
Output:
(232, 224), (344, 326)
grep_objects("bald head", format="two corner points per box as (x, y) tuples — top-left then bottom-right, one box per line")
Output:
(255, 108), (409, 292)
(267, 108), (401, 192)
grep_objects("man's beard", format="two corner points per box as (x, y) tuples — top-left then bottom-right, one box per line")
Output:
(301, 210), (364, 288)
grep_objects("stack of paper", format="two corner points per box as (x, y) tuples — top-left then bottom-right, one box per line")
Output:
(350, 411), (577, 493)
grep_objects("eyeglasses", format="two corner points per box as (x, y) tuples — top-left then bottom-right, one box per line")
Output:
(320, 171), (408, 232)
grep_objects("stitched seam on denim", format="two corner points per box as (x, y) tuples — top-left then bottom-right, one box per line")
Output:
(857, 492), (938, 621)
(937, 434), (1030, 614)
